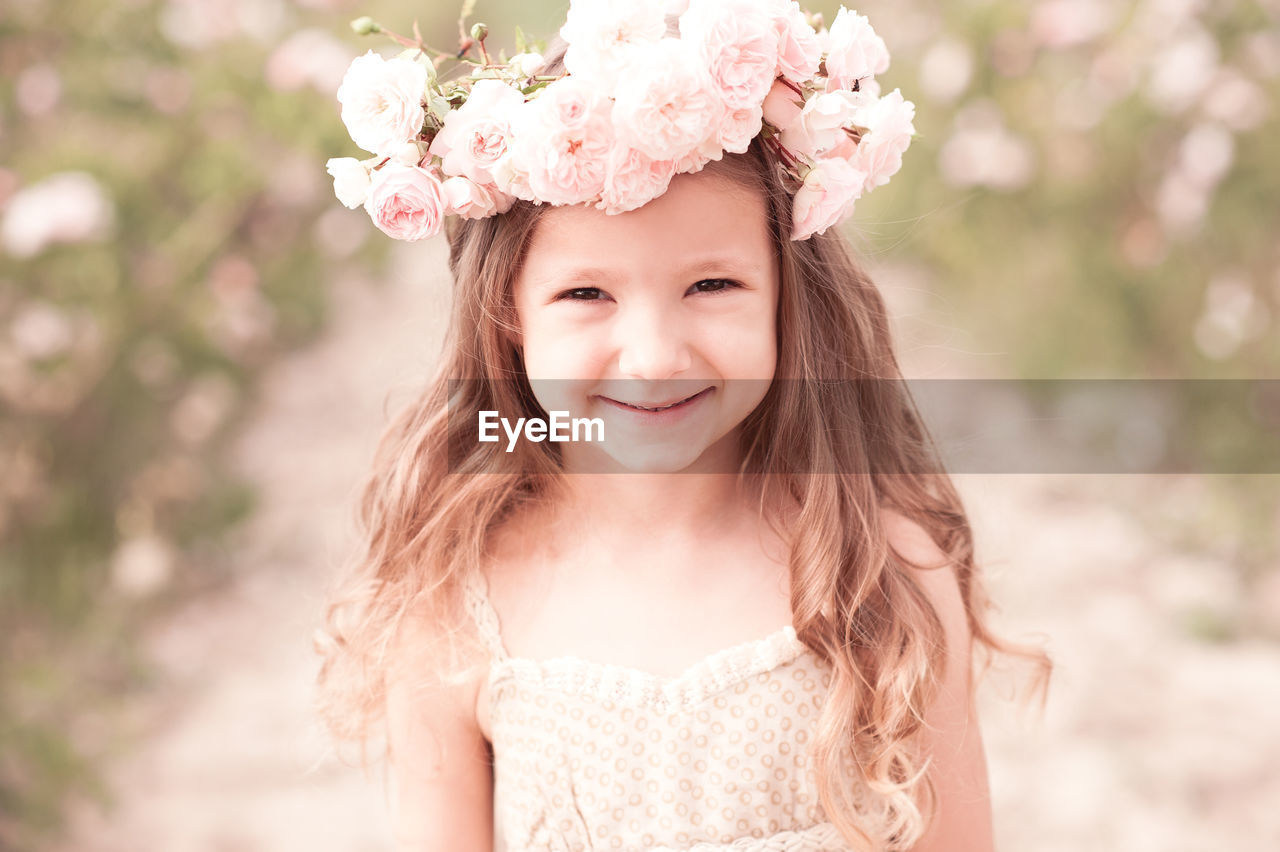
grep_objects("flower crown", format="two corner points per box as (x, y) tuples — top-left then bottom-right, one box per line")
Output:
(325, 1), (917, 243)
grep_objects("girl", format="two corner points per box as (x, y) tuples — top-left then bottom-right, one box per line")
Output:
(316, 4), (1051, 851)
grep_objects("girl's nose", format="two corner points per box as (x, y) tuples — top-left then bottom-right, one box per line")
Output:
(615, 304), (692, 380)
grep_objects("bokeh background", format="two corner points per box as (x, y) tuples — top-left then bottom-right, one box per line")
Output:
(2, 0), (1278, 849)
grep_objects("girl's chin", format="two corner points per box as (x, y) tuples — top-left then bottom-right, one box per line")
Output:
(563, 441), (734, 475)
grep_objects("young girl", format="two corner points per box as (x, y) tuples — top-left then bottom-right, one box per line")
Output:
(316, 4), (1050, 851)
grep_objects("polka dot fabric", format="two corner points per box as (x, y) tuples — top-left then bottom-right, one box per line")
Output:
(464, 572), (889, 852)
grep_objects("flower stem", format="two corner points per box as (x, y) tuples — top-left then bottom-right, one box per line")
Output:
(376, 26), (419, 49)
(768, 137), (799, 169)
(778, 76), (804, 98)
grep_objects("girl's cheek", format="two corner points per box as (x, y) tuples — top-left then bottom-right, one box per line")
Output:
(524, 327), (607, 380)
(714, 316), (778, 378)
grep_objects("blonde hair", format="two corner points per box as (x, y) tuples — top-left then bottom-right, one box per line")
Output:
(314, 31), (1051, 851)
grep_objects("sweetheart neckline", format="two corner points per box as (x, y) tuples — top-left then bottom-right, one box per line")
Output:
(486, 624), (810, 712)
(492, 623), (800, 682)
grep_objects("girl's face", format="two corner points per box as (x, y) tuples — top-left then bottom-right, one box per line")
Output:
(511, 169), (779, 473)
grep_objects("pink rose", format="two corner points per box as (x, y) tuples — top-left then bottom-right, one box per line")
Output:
(596, 146), (678, 214)
(772, 1), (822, 84)
(429, 79), (525, 186)
(762, 78), (803, 130)
(362, 162), (447, 241)
(791, 156), (867, 240)
(532, 75), (598, 131)
(509, 84), (615, 205)
(442, 176), (515, 219)
(336, 51), (428, 159)
(849, 88), (916, 193)
(823, 8), (890, 90)
(672, 133), (725, 175)
(680, 0), (779, 110)
(779, 90), (862, 158)
(612, 38), (722, 161)
(718, 103), (764, 154)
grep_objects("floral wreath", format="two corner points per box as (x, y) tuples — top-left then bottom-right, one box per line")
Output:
(325, 0), (917, 243)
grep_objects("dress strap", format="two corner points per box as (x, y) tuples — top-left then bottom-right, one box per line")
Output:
(462, 570), (509, 662)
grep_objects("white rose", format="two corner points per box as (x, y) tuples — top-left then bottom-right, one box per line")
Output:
(824, 8), (890, 90)
(489, 153), (536, 202)
(336, 50), (429, 158)
(561, 0), (667, 96)
(509, 51), (546, 77)
(429, 79), (526, 186)
(325, 157), (372, 208)
(391, 141), (423, 167)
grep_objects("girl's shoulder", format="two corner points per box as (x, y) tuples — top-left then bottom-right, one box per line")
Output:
(878, 506), (970, 665)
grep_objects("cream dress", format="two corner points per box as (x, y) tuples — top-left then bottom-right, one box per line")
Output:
(463, 570), (889, 852)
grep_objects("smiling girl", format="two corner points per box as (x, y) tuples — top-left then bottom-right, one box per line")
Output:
(315, 4), (1050, 851)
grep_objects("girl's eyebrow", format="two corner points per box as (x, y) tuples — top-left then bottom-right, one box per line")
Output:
(538, 255), (760, 288)
(543, 266), (626, 286)
(682, 255), (761, 279)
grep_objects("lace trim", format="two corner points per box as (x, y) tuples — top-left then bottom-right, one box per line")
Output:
(490, 625), (808, 712)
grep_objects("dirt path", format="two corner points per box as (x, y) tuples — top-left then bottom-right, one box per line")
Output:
(56, 243), (1280, 850)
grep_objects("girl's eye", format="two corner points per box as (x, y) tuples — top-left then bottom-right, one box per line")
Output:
(554, 279), (742, 302)
(688, 278), (743, 295)
(557, 287), (607, 301)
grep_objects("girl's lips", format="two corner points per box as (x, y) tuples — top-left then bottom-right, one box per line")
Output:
(596, 387), (713, 422)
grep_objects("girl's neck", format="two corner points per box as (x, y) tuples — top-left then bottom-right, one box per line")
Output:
(550, 472), (758, 552)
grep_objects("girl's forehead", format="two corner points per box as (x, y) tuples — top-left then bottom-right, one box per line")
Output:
(525, 171), (773, 273)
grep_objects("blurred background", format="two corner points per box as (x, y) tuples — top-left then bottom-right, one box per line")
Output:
(1, 0), (1277, 849)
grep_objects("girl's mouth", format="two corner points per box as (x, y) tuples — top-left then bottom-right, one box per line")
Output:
(597, 387), (713, 418)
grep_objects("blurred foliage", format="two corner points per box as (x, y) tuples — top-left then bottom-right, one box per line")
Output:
(0, 0), (1277, 847)
(0, 0), (389, 846)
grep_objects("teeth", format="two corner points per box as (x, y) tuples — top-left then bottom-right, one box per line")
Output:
(625, 395), (692, 411)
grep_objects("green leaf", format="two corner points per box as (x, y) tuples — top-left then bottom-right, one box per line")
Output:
(429, 94), (453, 120)
(515, 25), (527, 54)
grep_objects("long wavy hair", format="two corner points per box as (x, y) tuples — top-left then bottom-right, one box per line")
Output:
(314, 29), (1051, 852)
